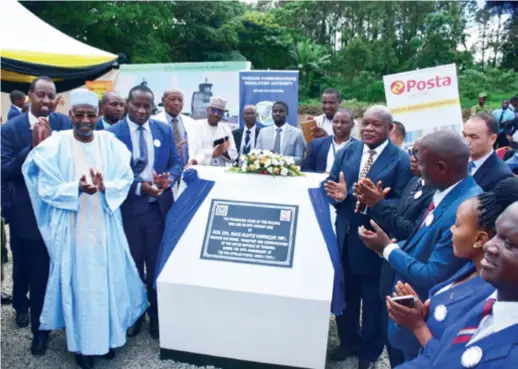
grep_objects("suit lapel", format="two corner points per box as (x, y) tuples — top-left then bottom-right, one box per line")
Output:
(255, 126), (260, 146)
(149, 121), (161, 169)
(119, 119), (134, 155)
(347, 141), (363, 184)
(20, 114), (32, 147)
(367, 142), (397, 179)
(282, 125), (292, 154)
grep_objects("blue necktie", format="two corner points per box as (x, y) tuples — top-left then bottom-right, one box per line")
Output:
(468, 161), (476, 175)
(133, 126), (148, 180)
(243, 130), (251, 154)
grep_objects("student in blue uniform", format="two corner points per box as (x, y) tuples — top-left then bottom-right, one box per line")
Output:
(386, 177), (518, 368)
(419, 200), (518, 369)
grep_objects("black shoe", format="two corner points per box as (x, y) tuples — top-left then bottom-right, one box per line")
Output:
(100, 349), (115, 360)
(127, 315), (144, 337)
(149, 318), (159, 339)
(75, 354), (95, 369)
(31, 333), (49, 356)
(1, 292), (12, 305)
(359, 359), (376, 369)
(16, 311), (29, 328)
(328, 346), (357, 362)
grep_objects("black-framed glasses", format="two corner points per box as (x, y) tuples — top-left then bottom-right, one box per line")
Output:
(410, 149), (418, 159)
(209, 108), (224, 116)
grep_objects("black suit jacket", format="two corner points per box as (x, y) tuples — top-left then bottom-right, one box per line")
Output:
(232, 126), (261, 155)
(473, 151), (513, 191)
(370, 176), (435, 299)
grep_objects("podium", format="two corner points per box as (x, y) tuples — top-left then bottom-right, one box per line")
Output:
(157, 167), (334, 369)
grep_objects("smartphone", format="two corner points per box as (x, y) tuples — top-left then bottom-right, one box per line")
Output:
(213, 136), (229, 147)
(391, 295), (416, 308)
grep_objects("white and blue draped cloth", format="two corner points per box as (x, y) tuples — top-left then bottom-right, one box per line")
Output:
(22, 130), (147, 355)
(154, 169), (346, 315)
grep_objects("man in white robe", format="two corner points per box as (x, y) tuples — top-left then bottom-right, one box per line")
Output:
(22, 89), (147, 369)
(190, 96), (238, 166)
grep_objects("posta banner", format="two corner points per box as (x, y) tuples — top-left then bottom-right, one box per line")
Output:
(383, 64), (463, 144)
(85, 80), (113, 100)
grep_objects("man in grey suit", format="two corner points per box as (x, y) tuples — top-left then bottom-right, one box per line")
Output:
(256, 101), (305, 164)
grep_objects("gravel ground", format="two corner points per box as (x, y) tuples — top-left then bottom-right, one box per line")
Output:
(1, 234), (389, 369)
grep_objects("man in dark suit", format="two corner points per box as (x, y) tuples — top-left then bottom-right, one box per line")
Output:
(95, 91), (125, 130)
(233, 105), (261, 156)
(463, 113), (513, 191)
(323, 106), (413, 369)
(108, 84), (183, 339)
(359, 131), (482, 361)
(354, 138), (434, 368)
(302, 109), (355, 173)
(7, 90), (26, 121)
(1, 76), (71, 355)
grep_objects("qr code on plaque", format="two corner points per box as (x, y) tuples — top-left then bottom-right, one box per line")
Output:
(280, 210), (291, 221)
(215, 205), (228, 217)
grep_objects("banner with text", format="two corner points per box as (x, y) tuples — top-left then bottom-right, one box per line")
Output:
(383, 64), (463, 145)
(239, 71), (299, 128)
(116, 62), (251, 130)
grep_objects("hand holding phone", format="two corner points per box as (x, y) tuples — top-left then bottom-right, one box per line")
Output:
(390, 295), (416, 309)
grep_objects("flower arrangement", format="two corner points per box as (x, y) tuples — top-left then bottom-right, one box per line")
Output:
(228, 150), (304, 177)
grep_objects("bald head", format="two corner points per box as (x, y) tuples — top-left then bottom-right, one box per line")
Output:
(243, 104), (257, 129)
(361, 105), (393, 148)
(162, 89), (184, 117)
(100, 91), (125, 124)
(419, 131), (470, 189)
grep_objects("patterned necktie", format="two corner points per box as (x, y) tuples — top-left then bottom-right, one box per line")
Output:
(452, 298), (495, 345)
(359, 150), (376, 180)
(172, 117), (185, 165)
(468, 161), (476, 175)
(133, 126), (148, 180)
(419, 201), (435, 228)
(273, 128), (282, 154)
(243, 130), (251, 155)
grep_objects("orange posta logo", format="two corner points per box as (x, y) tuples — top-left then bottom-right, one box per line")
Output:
(391, 80), (405, 95)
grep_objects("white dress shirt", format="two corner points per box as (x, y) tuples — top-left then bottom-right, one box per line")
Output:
(468, 291), (518, 345)
(240, 125), (257, 155)
(12, 105), (22, 112)
(127, 118), (155, 195)
(470, 150), (493, 176)
(326, 137), (350, 172)
(358, 140), (390, 178)
(383, 179), (462, 260)
(192, 120), (238, 166)
(102, 119), (111, 130)
(28, 111), (39, 129)
(315, 114), (334, 136)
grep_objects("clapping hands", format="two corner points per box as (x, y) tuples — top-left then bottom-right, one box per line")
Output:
(79, 169), (104, 195)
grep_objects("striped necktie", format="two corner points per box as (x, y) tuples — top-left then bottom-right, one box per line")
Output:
(356, 150), (376, 211)
(419, 201), (435, 228)
(452, 298), (495, 345)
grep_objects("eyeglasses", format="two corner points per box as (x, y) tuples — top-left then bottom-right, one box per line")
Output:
(410, 149), (418, 159)
(209, 108), (224, 117)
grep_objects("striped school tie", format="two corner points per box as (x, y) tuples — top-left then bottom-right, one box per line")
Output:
(451, 298), (495, 345)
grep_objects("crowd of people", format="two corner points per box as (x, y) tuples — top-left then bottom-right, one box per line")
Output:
(1, 75), (517, 369)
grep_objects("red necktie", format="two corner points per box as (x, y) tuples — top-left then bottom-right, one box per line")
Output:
(452, 298), (495, 345)
(419, 201), (435, 228)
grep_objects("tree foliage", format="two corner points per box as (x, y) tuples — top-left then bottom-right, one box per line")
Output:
(21, 0), (518, 106)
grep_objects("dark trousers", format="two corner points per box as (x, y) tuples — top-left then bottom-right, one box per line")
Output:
(15, 237), (50, 335)
(10, 234), (30, 314)
(123, 203), (165, 320)
(379, 261), (405, 368)
(336, 261), (384, 362)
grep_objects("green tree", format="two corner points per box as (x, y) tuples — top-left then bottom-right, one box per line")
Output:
(288, 39), (331, 96)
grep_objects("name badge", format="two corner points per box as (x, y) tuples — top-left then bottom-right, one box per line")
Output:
(154, 139), (161, 148)
(425, 213), (434, 227)
(414, 190), (423, 199)
(461, 346), (483, 368)
(434, 304), (448, 322)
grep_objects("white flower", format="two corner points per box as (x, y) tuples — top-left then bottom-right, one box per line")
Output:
(280, 167), (288, 176)
(264, 159), (272, 168)
(241, 163), (247, 172)
(264, 150), (273, 157)
(272, 158), (279, 166)
(240, 155), (247, 162)
(254, 160), (260, 168)
(267, 166), (274, 174)
(286, 156), (295, 165)
(279, 159), (285, 167)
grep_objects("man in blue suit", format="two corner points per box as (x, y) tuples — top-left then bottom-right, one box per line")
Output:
(302, 109), (356, 173)
(323, 106), (412, 369)
(7, 90), (26, 121)
(359, 131), (482, 361)
(1, 76), (71, 355)
(463, 113), (512, 191)
(95, 91), (125, 130)
(108, 84), (182, 340)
